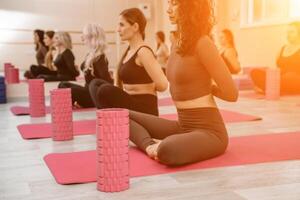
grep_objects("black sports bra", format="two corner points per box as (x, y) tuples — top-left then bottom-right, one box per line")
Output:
(118, 46), (154, 84)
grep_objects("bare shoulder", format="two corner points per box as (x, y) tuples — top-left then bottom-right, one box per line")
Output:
(196, 35), (215, 49)
(196, 35), (218, 57)
(137, 46), (155, 57)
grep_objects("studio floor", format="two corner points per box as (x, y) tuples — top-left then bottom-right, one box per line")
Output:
(1, 90), (300, 200)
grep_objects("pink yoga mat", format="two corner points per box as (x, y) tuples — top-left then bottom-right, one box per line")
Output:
(10, 106), (95, 116)
(17, 120), (96, 139)
(17, 110), (261, 139)
(44, 132), (300, 184)
(158, 97), (174, 107)
(239, 92), (265, 99)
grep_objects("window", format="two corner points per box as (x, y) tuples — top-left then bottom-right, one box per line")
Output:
(241, 0), (300, 28)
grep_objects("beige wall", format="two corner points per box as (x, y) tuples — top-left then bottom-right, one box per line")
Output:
(217, 0), (288, 68)
(161, 0), (289, 69)
(0, 0), (164, 71)
(1, 0), (290, 72)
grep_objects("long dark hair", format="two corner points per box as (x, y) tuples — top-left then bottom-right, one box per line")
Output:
(156, 31), (165, 50)
(45, 30), (55, 41)
(222, 29), (235, 48)
(34, 29), (46, 51)
(44, 30), (55, 70)
(115, 8), (147, 87)
(175, 0), (215, 56)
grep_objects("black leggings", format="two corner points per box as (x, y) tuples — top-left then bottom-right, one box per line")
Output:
(89, 79), (159, 116)
(37, 74), (76, 82)
(58, 82), (94, 108)
(129, 108), (228, 166)
(251, 68), (300, 95)
(30, 65), (57, 77)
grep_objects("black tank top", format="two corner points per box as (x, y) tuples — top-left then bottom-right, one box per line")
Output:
(118, 46), (154, 84)
(277, 46), (300, 75)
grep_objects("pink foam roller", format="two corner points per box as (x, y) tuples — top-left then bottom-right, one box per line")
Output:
(50, 88), (73, 141)
(96, 108), (129, 192)
(8, 67), (19, 83)
(28, 79), (45, 117)
(4, 63), (14, 83)
(265, 68), (280, 100)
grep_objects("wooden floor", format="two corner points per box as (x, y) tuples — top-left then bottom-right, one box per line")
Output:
(1, 90), (300, 200)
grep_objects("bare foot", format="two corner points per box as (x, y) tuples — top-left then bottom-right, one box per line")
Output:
(253, 86), (265, 94)
(145, 140), (161, 160)
(73, 101), (82, 109)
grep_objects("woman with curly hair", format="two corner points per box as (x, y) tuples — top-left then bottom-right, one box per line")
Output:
(128, 0), (238, 166)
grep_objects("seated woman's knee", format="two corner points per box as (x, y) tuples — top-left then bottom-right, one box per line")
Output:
(58, 81), (69, 88)
(97, 83), (114, 97)
(157, 139), (181, 166)
(89, 79), (108, 93)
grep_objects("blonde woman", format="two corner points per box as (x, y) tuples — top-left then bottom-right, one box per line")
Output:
(58, 24), (113, 108)
(38, 31), (79, 81)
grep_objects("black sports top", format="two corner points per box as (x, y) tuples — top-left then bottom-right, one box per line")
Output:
(118, 46), (154, 84)
(277, 46), (300, 75)
(53, 49), (79, 78)
(80, 54), (113, 85)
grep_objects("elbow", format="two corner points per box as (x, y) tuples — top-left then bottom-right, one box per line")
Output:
(233, 67), (241, 74)
(155, 81), (168, 92)
(228, 89), (239, 102)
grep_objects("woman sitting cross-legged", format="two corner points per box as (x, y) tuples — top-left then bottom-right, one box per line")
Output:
(58, 24), (113, 108)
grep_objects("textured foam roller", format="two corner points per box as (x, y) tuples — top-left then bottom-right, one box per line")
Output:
(4, 63), (14, 83)
(96, 108), (129, 192)
(8, 67), (19, 84)
(50, 88), (73, 141)
(28, 79), (46, 117)
(266, 68), (280, 100)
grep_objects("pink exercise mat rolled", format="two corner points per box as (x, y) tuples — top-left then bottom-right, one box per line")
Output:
(96, 108), (129, 192)
(8, 67), (19, 84)
(50, 88), (73, 141)
(28, 79), (46, 117)
(265, 68), (280, 100)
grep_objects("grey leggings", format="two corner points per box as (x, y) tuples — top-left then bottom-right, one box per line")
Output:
(129, 108), (228, 166)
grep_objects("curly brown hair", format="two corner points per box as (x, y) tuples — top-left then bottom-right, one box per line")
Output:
(176, 0), (215, 56)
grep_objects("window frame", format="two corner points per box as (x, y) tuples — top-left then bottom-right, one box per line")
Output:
(240, 0), (300, 29)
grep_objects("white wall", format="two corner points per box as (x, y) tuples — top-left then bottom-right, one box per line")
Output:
(0, 0), (164, 71)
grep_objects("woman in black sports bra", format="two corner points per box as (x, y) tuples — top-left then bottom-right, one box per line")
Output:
(89, 8), (168, 116)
